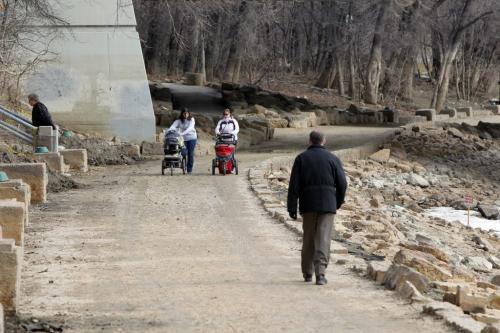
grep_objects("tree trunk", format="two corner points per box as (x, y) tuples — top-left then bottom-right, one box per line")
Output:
(315, 54), (335, 88)
(224, 43), (240, 82)
(223, 1), (247, 82)
(401, 58), (414, 102)
(364, 0), (390, 105)
(183, 19), (199, 74)
(335, 55), (345, 96)
(199, 33), (206, 84)
(348, 45), (356, 100)
(431, 47), (459, 112)
(232, 56), (242, 82)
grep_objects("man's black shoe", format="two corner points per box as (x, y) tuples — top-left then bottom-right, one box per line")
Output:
(316, 275), (328, 285)
(303, 273), (313, 282)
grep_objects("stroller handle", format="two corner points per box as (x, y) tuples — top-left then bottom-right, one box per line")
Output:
(215, 133), (236, 145)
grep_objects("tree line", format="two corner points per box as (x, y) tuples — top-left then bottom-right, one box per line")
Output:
(138, 0), (498, 110)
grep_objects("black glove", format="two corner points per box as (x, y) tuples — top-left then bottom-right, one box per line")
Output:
(289, 211), (297, 220)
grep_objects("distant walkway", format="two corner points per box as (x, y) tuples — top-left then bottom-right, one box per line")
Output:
(166, 83), (226, 113)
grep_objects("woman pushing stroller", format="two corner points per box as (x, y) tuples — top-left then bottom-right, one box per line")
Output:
(215, 108), (239, 143)
(169, 108), (197, 174)
(212, 108), (239, 175)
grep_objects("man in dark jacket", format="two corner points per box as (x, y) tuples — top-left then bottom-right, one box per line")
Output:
(287, 131), (347, 285)
(28, 93), (56, 129)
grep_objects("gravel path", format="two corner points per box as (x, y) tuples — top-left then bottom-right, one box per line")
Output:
(19, 146), (451, 332)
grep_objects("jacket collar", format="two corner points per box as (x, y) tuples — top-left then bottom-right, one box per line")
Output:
(308, 144), (326, 150)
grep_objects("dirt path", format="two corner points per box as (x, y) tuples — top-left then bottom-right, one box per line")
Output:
(19, 134), (452, 332)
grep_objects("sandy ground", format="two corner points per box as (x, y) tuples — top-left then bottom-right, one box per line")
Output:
(16, 125), (455, 333)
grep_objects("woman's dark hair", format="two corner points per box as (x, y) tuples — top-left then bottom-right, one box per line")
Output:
(223, 108), (233, 115)
(179, 108), (192, 121)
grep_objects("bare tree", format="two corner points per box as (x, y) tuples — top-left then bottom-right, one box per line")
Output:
(0, 0), (64, 101)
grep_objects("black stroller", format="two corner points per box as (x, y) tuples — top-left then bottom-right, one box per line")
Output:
(162, 130), (187, 175)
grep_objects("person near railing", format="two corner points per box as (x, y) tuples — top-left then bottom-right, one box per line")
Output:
(28, 93), (56, 129)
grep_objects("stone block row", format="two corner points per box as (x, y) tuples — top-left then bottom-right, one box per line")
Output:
(0, 172), (35, 324)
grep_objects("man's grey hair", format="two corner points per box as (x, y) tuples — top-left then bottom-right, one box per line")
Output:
(27, 93), (39, 102)
(310, 130), (326, 145)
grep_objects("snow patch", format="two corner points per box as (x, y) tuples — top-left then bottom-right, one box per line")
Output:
(426, 207), (500, 234)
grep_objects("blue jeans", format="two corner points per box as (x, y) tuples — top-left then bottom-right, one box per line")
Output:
(182, 139), (197, 173)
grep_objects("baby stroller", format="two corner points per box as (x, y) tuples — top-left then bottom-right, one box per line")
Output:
(162, 129), (187, 175)
(212, 133), (238, 175)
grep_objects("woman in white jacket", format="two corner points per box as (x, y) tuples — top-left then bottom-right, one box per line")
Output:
(169, 108), (197, 174)
(215, 108), (239, 142)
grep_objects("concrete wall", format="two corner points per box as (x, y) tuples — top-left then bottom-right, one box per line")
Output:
(21, 0), (155, 142)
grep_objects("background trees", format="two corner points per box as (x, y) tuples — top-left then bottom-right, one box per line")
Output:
(134, 0), (500, 109)
(0, 0), (63, 100)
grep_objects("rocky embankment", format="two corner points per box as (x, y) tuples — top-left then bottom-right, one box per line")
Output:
(252, 122), (500, 331)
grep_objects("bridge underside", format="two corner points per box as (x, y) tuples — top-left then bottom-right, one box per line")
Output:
(21, 1), (155, 142)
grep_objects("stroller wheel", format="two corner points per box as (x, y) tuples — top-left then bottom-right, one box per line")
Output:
(162, 166), (165, 175)
(170, 165), (174, 176)
(211, 159), (216, 175)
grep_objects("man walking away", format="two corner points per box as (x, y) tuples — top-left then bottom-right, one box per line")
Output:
(28, 93), (56, 129)
(287, 131), (347, 285)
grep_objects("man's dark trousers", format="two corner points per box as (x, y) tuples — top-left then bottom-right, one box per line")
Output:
(301, 213), (335, 276)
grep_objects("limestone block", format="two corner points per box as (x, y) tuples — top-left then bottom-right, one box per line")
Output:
(424, 301), (487, 332)
(0, 201), (25, 246)
(60, 149), (88, 172)
(400, 242), (450, 263)
(0, 163), (47, 204)
(485, 105), (500, 115)
(394, 249), (452, 281)
(367, 260), (392, 284)
(383, 263), (430, 293)
(416, 109), (436, 121)
(457, 107), (473, 117)
(313, 109), (329, 125)
(0, 179), (31, 214)
(0, 239), (22, 312)
(34, 152), (67, 173)
(475, 110), (496, 117)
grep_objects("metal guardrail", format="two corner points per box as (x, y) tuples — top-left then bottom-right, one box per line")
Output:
(0, 105), (35, 143)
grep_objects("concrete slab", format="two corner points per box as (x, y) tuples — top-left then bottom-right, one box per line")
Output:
(0, 239), (22, 313)
(0, 181), (30, 226)
(0, 163), (47, 204)
(60, 149), (88, 172)
(34, 152), (69, 173)
(0, 201), (25, 246)
(416, 109), (436, 121)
